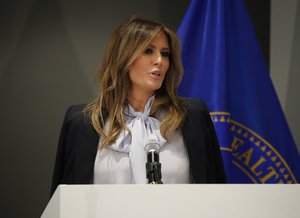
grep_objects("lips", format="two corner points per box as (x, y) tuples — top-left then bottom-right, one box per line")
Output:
(152, 72), (161, 76)
(150, 70), (162, 78)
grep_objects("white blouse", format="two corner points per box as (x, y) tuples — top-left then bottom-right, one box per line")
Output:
(93, 96), (190, 184)
(93, 130), (190, 184)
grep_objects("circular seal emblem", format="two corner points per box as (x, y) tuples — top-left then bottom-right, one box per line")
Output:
(211, 112), (297, 184)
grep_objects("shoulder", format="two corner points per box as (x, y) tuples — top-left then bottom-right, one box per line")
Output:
(182, 98), (210, 117)
(64, 104), (86, 120)
(184, 98), (208, 112)
(59, 103), (98, 144)
(62, 104), (90, 128)
(181, 98), (212, 129)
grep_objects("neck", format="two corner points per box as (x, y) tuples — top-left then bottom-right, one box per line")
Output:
(128, 90), (154, 112)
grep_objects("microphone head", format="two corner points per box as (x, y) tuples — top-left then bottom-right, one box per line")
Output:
(145, 140), (160, 153)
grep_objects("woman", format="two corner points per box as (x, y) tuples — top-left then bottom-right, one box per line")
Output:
(51, 16), (226, 196)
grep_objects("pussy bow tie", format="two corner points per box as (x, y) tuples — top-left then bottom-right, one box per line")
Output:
(110, 96), (166, 183)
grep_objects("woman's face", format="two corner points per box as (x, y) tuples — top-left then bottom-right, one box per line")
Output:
(128, 32), (170, 97)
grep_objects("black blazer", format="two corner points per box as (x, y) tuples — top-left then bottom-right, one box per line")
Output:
(51, 99), (226, 196)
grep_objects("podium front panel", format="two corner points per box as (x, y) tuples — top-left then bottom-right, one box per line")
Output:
(41, 184), (300, 218)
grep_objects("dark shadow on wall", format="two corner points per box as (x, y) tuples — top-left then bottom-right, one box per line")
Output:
(159, 0), (191, 31)
(244, 0), (270, 68)
(0, 0), (92, 217)
(286, 2), (300, 153)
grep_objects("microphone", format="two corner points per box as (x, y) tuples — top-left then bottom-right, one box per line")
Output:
(145, 141), (163, 184)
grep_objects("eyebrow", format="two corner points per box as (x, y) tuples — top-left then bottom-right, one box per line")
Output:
(148, 44), (170, 50)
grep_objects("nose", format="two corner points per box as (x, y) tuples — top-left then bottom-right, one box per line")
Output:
(153, 53), (163, 66)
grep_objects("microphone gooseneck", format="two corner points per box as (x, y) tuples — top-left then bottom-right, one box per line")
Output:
(145, 141), (163, 184)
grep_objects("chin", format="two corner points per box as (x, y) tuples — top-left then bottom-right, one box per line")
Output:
(149, 82), (163, 90)
(149, 85), (163, 93)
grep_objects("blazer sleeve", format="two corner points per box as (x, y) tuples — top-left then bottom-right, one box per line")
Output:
(201, 101), (227, 183)
(50, 105), (73, 197)
(183, 99), (227, 183)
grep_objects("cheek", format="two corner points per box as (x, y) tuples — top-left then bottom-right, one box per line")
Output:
(164, 62), (170, 77)
(128, 62), (139, 81)
(128, 57), (147, 74)
(128, 64), (143, 85)
(164, 59), (170, 71)
(128, 70), (138, 85)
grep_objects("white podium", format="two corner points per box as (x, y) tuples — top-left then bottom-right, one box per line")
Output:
(41, 184), (300, 218)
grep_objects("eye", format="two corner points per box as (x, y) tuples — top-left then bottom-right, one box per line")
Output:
(161, 51), (170, 58)
(144, 48), (153, 55)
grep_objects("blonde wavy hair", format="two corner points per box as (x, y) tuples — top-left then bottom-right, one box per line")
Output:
(85, 16), (187, 148)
